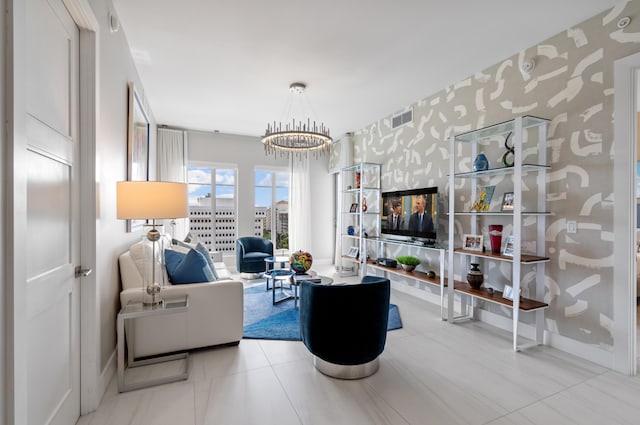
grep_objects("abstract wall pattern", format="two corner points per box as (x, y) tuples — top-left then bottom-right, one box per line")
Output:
(333, 0), (640, 351)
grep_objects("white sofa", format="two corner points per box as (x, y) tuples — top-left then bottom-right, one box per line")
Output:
(119, 247), (244, 358)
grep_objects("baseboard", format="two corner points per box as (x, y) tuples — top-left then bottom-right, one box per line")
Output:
(98, 349), (117, 401)
(390, 277), (614, 369)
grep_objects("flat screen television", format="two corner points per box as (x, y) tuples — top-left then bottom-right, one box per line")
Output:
(380, 187), (438, 242)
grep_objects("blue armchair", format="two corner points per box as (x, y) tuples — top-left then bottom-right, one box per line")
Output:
(299, 275), (390, 379)
(236, 237), (274, 274)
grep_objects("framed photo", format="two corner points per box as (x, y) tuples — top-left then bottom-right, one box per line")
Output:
(462, 234), (483, 252)
(126, 82), (150, 232)
(503, 235), (515, 257)
(503, 285), (514, 300)
(501, 192), (514, 211)
(502, 284), (520, 301)
(346, 246), (359, 258)
(471, 185), (495, 212)
(349, 203), (359, 213)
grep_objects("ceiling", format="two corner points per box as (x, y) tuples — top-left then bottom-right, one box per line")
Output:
(112, 0), (621, 139)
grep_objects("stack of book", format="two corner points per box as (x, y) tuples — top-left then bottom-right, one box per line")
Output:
(294, 274), (321, 283)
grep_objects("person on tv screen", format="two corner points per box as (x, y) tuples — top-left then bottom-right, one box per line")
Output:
(387, 199), (404, 231)
(408, 194), (434, 235)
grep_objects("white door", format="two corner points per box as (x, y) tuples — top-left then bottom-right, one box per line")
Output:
(25, 0), (80, 424)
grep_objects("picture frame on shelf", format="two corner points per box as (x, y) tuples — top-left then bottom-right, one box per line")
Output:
(503, 235), (515, 257)
(349, 203), (358, 213)
(502, 284), (515, 300)
(471, 185), (495, 212)
(346, 246), (359, 258)
(463, 234), (483, 252)
(501, 192), (514, 211)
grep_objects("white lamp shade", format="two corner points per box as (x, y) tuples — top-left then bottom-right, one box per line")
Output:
(117, 181), (188, 220)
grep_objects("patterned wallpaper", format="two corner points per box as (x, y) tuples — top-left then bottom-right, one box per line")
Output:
(334, 0), (640, 350)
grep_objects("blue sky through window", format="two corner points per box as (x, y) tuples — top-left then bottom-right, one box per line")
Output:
(188, 167), (288, 206)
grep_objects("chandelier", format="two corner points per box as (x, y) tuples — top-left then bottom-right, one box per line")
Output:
(262, 82), (333, 158)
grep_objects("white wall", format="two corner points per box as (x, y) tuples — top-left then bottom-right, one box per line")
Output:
(187, 130), (335, 262)
(88, 0), (157, 374)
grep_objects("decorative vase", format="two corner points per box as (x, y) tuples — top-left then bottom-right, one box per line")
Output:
(467, 263), (484, 289)
(488, 224), (503, 254)
(347, 225), (355, 235)
(473, 152), (489, 171)
(290, 250), (313, 274)
(362, 197), (368, 212)
(355, 172), (361, 188)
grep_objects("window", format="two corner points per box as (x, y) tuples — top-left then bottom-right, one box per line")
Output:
(187, 165), (237, 253)
(255, 168), (289, 251)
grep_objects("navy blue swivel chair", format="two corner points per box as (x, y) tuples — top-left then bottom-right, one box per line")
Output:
(299, 276), (390, 379)
(236, 237), (274, 274)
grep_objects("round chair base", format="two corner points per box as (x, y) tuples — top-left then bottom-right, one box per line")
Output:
(313, 356), (380, 380)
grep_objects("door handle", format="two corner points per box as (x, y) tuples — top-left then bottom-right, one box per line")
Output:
(75, 266), (93, 278)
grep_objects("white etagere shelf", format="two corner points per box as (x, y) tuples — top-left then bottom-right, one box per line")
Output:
(447, 115), (550, 351)
(363, 237), (448, 320)
(338, 163), (381, 276)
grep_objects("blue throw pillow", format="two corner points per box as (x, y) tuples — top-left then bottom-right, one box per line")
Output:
(164, 248), (215, 285)
(195, 242), (218, 280)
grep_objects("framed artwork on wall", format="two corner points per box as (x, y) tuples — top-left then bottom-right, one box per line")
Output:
(126, 82), (150, 232)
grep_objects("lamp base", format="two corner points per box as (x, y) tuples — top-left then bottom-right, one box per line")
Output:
(143, 282), (162, 305)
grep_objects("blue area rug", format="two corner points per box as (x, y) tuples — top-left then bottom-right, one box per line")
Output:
(243, 284), (403, 340)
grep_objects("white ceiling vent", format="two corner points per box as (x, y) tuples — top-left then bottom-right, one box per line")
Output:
(391, 109), (413, 129)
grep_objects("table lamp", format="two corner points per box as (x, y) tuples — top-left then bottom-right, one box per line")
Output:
(117, 181), (188, 304)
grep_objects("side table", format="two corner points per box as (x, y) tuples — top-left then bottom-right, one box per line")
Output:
(117, 295), (190, 392)
(267, 269), (295, 305)
(264, 255), (290, 290)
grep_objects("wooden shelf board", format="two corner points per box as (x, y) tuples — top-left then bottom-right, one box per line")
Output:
(341, 256), (361, 264)
(453, 282), (548, 311)
(454, 248), (549, 263)
(367, 261), (446, 287)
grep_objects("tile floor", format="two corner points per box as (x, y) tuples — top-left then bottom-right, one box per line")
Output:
(78, 267), (640, 425)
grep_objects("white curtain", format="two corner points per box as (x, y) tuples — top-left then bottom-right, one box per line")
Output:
(157, 128), (189, 239)
(289, 155), (311, 253)
(334, 134), (354, 269)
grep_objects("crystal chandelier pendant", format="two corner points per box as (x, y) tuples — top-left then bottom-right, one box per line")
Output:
(262, 82), (333, 158)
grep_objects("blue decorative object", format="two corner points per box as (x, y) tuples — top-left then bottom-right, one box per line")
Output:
(347, 225), (355, 235)
(473, 152), (489, 171)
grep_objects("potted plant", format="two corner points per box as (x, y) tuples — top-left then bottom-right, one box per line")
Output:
(396, 255), (420, 272)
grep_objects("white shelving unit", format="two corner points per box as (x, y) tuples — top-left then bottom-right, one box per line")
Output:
(446, 115), (550, 351)
(364, 237), (447, 320)
(339, 163), (381, 276)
